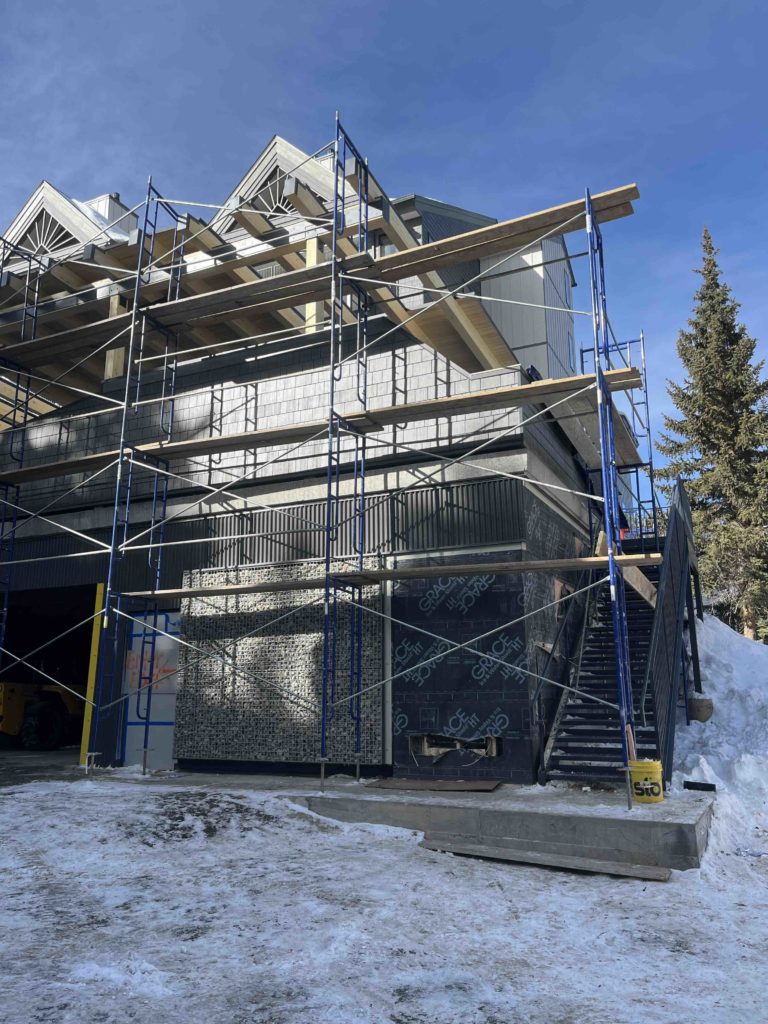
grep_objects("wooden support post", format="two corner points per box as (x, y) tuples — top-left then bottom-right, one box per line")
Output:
(305, 236), (323, 332)
(104, 291), (128, 380)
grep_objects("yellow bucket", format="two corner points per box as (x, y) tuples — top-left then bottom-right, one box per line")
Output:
(629, 759), (664, 803)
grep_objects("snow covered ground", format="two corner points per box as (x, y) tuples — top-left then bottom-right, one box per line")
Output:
(1, 615), (767, 1024)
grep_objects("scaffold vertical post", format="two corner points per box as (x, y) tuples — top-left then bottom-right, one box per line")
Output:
(0, 236), (39, 669)
(320, 118), (344, 772)
(586, 188), (635, 806)
(320, 117), (370, 777)
(639, 329), (660, 549)
(91, 177), (157, 764)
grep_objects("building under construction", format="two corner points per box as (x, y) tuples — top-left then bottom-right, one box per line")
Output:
(0, 120), (702, 794)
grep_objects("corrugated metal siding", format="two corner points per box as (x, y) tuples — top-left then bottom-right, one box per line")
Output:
(480, 248), (548, 374)
(7, 476), (525, 591)
(479, 237), (576, 380)
(541, 237), (576, 377)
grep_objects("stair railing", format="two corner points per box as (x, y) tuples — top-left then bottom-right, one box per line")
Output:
(639, 479), (697, 781)
(534, 570), (592, 782)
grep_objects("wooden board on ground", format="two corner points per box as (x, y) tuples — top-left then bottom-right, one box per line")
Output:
(366, 779), (501, 793)
(419, 835), (671, 881)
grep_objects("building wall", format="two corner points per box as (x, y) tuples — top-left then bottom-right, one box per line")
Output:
(388, 492), (587, 783)
(390, 550), (532, 781)
(480, 237), (576, 381)
(479, 248), (548, 376)
(541, 237), (576, 378)
(0, 330), (524, 524)
(175, 561), (383, 766)
(0, 184), (594, 775)
(172, 475), (530, 768)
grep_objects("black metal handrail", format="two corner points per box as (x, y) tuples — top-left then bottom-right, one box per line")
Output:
(640, 479), (695, 781)
(533, 571), (592, 781)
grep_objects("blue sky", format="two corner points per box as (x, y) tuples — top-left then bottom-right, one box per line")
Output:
(1, 0), (766, 451)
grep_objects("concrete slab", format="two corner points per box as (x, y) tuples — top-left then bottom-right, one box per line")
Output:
(302, 784), (713, 871)
(0, 753), (712, 871)
(418, 836), (673, 881)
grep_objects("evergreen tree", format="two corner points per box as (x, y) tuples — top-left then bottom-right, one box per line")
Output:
(657, 228), (768, 637)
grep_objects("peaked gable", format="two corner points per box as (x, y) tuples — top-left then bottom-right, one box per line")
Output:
(212, 135), (335, 236)
(3, 181), (122, 259)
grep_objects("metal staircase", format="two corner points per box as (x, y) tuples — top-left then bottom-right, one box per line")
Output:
(543, 480), (701, 787)
(545, 569), (660, 783)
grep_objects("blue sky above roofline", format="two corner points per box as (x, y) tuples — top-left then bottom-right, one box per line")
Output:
(1, 0), (765, 460)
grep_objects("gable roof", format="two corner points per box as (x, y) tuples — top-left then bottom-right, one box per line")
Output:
(2, 181), (133, 261)
(211, 135), (335, 236)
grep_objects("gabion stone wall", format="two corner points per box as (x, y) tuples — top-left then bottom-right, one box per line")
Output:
(175, 561), (383, 765)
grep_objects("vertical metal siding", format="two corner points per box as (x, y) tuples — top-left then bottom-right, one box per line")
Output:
(541, 237), (576, 378)
(8, 476), (526, 591)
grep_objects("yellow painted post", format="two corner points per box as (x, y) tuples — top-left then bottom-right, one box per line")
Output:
(305, 236), (323, 331)
(79, 583), (105, 766)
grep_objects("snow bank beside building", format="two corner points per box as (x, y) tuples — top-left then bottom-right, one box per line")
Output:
(674, 614), (768, 871)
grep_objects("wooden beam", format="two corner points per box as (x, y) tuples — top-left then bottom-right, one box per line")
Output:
(121, 552), (663, 602)
(624, 565), (657, 608)
(594, 531), (656, 607)
(0, 185), (638, 374)
(304, 236), (323, 331)
(336, 235), (477, 367)
(0, 264), (333, 368)
(149, 225), (180, 261)
(375, 201), (511, 368)
(344, 156), (383, 201)
(349, 186), (638, 283)
(283, 177), (327, 219)
(182, 262), (304, 332)
(76, 244), (131, 282)
(183, 215), (224, 253)
(104, 290), (129, 380)
(229, 195), (275, 238)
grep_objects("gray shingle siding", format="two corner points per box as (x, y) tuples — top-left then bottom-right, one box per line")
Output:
(0, 326), (525, 518)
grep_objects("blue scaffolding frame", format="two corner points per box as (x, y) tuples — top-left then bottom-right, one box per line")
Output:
(0, 238), (46, 658)
(91, 179), (184, 771)
(320, 117), (371, 781)
(0, 119), (662, 796)
(584, 188), (661, 773)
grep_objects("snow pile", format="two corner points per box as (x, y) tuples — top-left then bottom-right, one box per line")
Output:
(674, 614), (768, 868)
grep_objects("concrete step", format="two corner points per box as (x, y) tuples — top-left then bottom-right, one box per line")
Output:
(546, 768), (624, 783)
(304, 791), (713, 871)
(419, 835), (672, 881)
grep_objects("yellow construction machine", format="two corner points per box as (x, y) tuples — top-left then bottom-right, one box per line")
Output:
(0, 682), (85, 750)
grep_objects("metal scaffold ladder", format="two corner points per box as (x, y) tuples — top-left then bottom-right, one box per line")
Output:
(320, 118), (371, 785)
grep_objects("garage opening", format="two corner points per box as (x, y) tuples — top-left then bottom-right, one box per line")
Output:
(0, 585), (96, 760)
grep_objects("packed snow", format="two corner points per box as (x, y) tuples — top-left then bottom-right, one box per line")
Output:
(1, 615), (766, 1024)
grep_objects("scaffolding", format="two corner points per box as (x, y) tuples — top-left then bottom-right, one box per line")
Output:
(0, 115), (667, 800)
